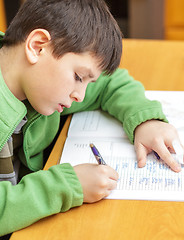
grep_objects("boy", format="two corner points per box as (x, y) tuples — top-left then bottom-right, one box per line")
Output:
(0, 0), (182, 236)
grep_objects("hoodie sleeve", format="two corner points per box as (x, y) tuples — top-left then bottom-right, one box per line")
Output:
(62, 68), (168, 143)
(0, 163), (83, 236)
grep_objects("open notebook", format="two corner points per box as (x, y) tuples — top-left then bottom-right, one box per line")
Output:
(60, 91), (184, 201)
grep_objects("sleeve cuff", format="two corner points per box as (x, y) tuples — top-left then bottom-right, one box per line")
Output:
(48, 163), (83, 211)
(124, 101), (168, 144)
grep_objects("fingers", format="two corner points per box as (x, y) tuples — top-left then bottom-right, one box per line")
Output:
(97, 177), (118, 199)
(100, 165), (119, 181)
(95, 165), (118, 199)
(74, 163), (118, 203)
(134, 120), (184, 173)
(135, 140), (182, 172)
(97, 165), (118, 188)
(135, 144), (151, 168)
(171, 139), (184, 164)
(107, 178), (118, 191)
(153, 141), (181, 172)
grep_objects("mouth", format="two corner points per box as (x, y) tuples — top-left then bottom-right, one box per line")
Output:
(57, 104), (71, 113)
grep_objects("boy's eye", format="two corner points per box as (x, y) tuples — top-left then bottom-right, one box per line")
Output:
(75, 73), (82, 82)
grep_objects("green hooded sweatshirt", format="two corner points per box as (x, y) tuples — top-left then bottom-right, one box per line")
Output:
(0, 31), (167, 236)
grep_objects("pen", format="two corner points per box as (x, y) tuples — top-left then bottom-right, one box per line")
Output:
(89, 143), (106, 165)
(153, 139), (184, 164)
(153, 151), (160, 160)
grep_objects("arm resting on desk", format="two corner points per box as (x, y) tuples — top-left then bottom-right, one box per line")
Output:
(0, 164), (83, 236)
(62, 68), (167, 143)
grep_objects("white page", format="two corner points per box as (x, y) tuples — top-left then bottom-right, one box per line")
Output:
(60, 91), (184, 201)
(67, 91), (184, 141)
(60, 137), (184, 201)
(68, 110), (127, 139)
(146, 91), (184, 142)
(146, 91), (184, 131)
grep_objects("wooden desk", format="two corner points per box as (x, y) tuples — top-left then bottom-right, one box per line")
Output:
(11, 39), (184, 240)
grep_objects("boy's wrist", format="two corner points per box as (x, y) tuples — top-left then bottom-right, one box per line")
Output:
(124, 105), (168, 144)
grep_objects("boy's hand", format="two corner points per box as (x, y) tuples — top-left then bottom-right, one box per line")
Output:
(73, 163), (118, 203)
(134, 120), (183, 172)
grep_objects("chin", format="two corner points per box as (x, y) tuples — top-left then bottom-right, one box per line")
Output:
(29, 101), (56, 116)
(36, 108), (55, 116)
(42, 111), (56, 116)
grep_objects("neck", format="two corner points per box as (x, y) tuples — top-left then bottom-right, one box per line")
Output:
(0, 45), (26, 101)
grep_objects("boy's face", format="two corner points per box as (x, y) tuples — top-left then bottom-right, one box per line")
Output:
(22, 50), (102, 115)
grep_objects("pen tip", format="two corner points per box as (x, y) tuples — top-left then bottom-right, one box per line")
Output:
(90, 143), (94, 148)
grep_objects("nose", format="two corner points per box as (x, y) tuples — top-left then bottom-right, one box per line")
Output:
(71, 85), (86, 103)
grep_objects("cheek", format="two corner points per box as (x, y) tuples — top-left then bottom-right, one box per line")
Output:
(53, 74), (74, 94)
(48, 80), (72, 102)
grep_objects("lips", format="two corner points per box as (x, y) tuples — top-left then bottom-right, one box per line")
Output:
(57, 104), (71, 113)
(57, 104), (64, 113)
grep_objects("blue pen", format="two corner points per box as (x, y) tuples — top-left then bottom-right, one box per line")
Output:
(153, 151), (160, 160)
(90, 143), (106, 165)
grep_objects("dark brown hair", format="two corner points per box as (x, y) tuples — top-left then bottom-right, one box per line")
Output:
(3, 0), (122, 74)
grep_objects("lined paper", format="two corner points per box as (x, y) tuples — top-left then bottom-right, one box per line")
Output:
(60, 91), (184, 201)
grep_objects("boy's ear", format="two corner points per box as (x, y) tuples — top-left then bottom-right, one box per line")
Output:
(25, 29), (51, 64)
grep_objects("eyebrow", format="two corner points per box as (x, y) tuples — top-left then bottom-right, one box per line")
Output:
(79, 67), (95, 79)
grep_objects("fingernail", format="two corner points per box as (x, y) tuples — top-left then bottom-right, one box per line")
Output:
(138, 160), (145, 168)
(175, 165), (181, 172)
